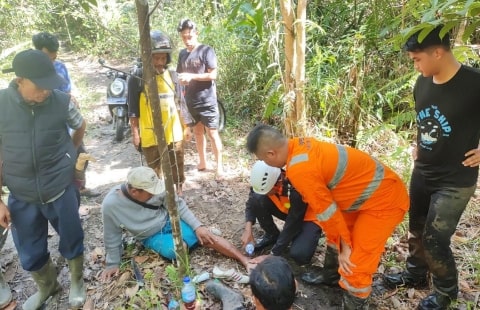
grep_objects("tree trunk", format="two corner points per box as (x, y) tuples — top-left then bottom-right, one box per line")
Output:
(280, 0), (307, 137)
(134, 0), (188, 277)
(294, 0), (307, 137)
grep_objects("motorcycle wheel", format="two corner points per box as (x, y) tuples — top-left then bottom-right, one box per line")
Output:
(217, 99), (226, 132)
(115, 117), (125, 141)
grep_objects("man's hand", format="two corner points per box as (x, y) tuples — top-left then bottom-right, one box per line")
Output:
(195, 226), (216, 246)
(183, 127), (193, 142)
(249, 254), (270, 264)
(178, 73), (194, 85)
(0, 201), (10, 229)
(132, 134), (141, 151)
(338, 238), (356, 276)
(463, 147), (480, 167)
(100, 266), (119, 282)
(241, 223), (254, 248)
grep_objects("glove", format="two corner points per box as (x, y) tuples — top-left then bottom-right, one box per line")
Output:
(76, 153), (96, 171)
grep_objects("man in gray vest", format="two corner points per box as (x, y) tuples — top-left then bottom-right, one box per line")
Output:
(0, 49), (87, 310)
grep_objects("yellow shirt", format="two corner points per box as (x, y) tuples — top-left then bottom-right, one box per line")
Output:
(138, 71), (183, 147)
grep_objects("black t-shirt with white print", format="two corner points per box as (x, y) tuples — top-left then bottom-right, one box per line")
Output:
(414, 65), (480, 187)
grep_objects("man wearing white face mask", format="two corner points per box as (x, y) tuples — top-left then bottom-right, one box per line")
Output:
(100, 166), (251, 282)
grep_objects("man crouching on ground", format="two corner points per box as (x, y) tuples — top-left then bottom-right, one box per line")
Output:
(100, 166), (252, 281)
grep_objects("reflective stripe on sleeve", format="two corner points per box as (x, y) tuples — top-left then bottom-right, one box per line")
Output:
(346, 159), (384, 212)
(327, 145), (348, 190)
(288, 153), (308, 168)
(316, 202), (337, 221)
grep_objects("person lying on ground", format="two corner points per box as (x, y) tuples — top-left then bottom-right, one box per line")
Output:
(100, 166), (252, 281)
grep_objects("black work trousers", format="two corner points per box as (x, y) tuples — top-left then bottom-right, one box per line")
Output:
(407, 170), (475, 298)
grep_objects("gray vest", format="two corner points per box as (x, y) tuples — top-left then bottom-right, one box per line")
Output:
(0, 84), (76, 203)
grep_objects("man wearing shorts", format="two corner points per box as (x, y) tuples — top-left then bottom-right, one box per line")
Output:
(176, 19), (224, 177)
(100, 167), (251, 281)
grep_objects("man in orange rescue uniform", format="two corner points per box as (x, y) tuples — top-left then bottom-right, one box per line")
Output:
(246, 124), (409, 309)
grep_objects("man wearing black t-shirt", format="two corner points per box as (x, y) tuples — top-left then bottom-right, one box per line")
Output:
(176, 19), (224, 178)
(384, 25), (480, 310)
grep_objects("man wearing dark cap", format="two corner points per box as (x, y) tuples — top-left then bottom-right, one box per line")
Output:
(384, 25), (480, 309)
(0, 49), (87, 309)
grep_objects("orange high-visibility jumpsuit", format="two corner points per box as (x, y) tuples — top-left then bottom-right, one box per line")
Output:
(267, 193), (323, 228)
(286, 138), (409, 298)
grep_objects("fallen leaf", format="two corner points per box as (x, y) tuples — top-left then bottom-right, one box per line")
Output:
(118, 271), (132, 285)
(407, 288), (415, 299)
(125, 283), (140, 298)
(390, 296), (402, 308)
(83, 297), (94, 310)
(134, 255), (149, 264)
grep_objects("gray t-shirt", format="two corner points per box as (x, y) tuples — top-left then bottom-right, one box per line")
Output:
(101, 185), (202, 268)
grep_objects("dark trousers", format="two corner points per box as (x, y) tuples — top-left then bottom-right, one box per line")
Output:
(256, 195), (321, 265)
(407, 170), (475, 297)
(8, 183), (84, 271)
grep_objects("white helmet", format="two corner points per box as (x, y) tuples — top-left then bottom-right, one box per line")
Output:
(250, 161), (281, 194)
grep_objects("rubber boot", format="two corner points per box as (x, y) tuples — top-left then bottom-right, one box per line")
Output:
(0, 270), (12, 308)
(418, 274), (458, 310)
(22, 258), (61, 310)
(205, 280), (245, 310)
(301, 246), (340, 286)
(342, 292), (369, 310)
(383, 262), (428, 289)
(67, 255), (86, 309)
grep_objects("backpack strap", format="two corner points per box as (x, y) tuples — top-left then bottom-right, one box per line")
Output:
(120, 184), (161, 210)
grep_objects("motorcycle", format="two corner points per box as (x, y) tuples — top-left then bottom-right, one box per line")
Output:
(99, 58), (226, 139)
(99, 59), (131, 142)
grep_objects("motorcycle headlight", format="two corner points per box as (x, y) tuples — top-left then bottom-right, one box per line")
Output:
(110, 79), (125, 96)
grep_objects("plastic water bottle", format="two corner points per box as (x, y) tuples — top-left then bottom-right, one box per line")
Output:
(245, 242), (255, 256)
(167, 298), (180, 310)
(181, 276), (196, 310)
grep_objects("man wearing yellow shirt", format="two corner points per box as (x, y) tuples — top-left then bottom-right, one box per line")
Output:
(128, 30), (192, 195)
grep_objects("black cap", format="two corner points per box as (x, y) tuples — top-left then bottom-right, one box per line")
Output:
(403, 25), (450, 52)
(11, 49), (66, 90)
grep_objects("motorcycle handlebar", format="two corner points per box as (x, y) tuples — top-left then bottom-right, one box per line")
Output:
(98, 58), (141, 78)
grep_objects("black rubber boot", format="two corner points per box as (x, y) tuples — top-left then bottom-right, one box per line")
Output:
(301, 246), (340, 286)
(205, 280), (245, 310)
(417, 273), (458, 310)
(342, 292), (369, 310)
(383, 268), (428, 289)
(417, 292), (454, 310)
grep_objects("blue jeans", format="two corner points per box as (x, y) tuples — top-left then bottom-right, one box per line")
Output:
(142, 219), (198, 260)
(407, 170), (476, 297)
(8, 183), (84, 271)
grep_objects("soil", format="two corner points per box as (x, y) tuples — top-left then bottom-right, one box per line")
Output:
(1, 53), (479, 310)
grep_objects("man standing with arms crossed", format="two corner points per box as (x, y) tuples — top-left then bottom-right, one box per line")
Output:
(176, 19), (224, 178)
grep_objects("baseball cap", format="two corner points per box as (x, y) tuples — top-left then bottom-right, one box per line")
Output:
(403, 25), (450, 52)
(127, 167), (165, 195)
(11, 49), (66, 90)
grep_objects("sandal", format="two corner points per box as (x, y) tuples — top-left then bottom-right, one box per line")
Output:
(212, 266), (249, 284)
